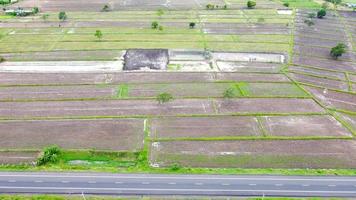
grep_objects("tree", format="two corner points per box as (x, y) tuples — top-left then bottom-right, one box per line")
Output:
(206, 4), (214, 10)
(36, 145), (62, 166)
(189, 22), (196, 29)
(94, 30), (103, 40)
(156, 93), (173, 104)
(42, 14), (49, 22)
(151, 21), (159, 29)
(156, 9), (164, 17)
(223, 4), (228, 9)
(247, 1), (256, 8)
(317, 9), (326, 19)
(102, 4), (110, 12)
(58, 11), (67, 21)
(283, 2), (289, 7)
(330, 43), (346, 59)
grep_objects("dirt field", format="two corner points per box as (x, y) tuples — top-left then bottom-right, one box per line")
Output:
(261, 115), (352, 137)
(151, 116), (262, 139)
(0, 99), (216, 118)
(0, 119), (145, 151)
(215, 98), (324, 114)
(0, 72), (290, 86)
(0, 151), (38, 164)
(0, 85), (116, 101)
(150, 140), (356, 168)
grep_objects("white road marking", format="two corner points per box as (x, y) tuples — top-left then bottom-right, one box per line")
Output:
(7, 180), (16, 183)
(115, 182), (123, 184)
(88, 181), (96, 184)
(142, 182), (150, 185)
(249, 184), (257, 186)
(328, 185), (336, 187)
(221, 183), (230, 186)
(195, 183), (203, 185)
(0, 174), (355, 182)
(275, 184), (283, 186)
(34, 180), (43, 183)
(302, 184), (310, 187)
(61, 181), (69, 183)
(0, 186), (356, 194)
(168, 182), (176, 185)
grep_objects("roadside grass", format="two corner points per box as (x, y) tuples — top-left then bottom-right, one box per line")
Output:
(279, 0), (321, 8)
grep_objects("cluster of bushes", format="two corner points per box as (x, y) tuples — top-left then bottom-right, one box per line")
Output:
(0, 0), (10, 5)
(304, 9), (326, 26)
(36, 145), (62, 166)
(206, 3), (228, 10)
(151, 21), (163, 30)
(5, 7), (39, 17)
(247, 1), (256, 8)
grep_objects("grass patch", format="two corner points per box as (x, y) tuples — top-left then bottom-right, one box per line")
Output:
(116, 84), (129, 98)
(280, 0), (321, 8)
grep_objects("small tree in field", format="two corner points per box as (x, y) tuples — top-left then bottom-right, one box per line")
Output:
(189, 22), (196, 29)
(330, 43), (346, 59)
(58, 11), (67, 21)
(102, 4), (110, 12)
(247, 1), (256, 8)
(156, 92), (173, 104)
(151, 21), (159, 29)
(94, 30), (103, 40)
(317, 9), (326, 19)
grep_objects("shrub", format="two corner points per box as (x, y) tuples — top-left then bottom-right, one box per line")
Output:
(247, 1), (256, 8)
(330, 43), (346, 59)
(42, 14), (49, 21)
(156, 92), (173, 104)
(169, 163), (181, 171)
(257, 17), (265, 22)
(32, 7), (39, 14)
(189, 22), (196, 29)
(36, 145), (62, 166)
(0, 57), (5, 63)
(94, 30), (103, 40)
(206, 4), (214, 10)
(158, 25), (164, 31)
(317, 9), (326, 19)
(283, 2), (289, 7)
(151, 21), (159, 29)
(223, 4), (227, 9)
(102, 4), (110, 12)
(58, 11), (67, 21)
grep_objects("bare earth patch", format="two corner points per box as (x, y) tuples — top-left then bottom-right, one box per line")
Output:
(0, 119), (144, 151)
(0, 151), (38, 164)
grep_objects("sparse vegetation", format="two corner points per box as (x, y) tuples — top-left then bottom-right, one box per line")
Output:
(330, 43), (346, 59)
(223, 87), (237, 98)
(41, 14), (49, 21)
(32, 7), (39, 14)
(157, 9), (164, 17)
(156, 92), (173, 104)
(0, 56), (5, 63)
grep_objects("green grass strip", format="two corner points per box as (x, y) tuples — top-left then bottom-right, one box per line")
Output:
(116, 84), (129, 98)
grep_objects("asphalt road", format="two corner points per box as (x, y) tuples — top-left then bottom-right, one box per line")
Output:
(0, 172), (356, 197)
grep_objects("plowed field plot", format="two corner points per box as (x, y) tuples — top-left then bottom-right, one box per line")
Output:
(0, 85), (116, 101)
(0, 99), (216, 118)
(0, 151), (38, 164)
(292, 55), (356, 73)
(215, 98), (324, 114)
(150, 140), (356, 168)
(125, 82), (307, 98)
(0, 119), (144, 151)
(289, 72), (349, 91)
(288, 65), (346, 80)
(305, 86), (356, 112)
(151, 116), (262, 139)
(260, 115), (352, 137)
(0, 72), (289, 85)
